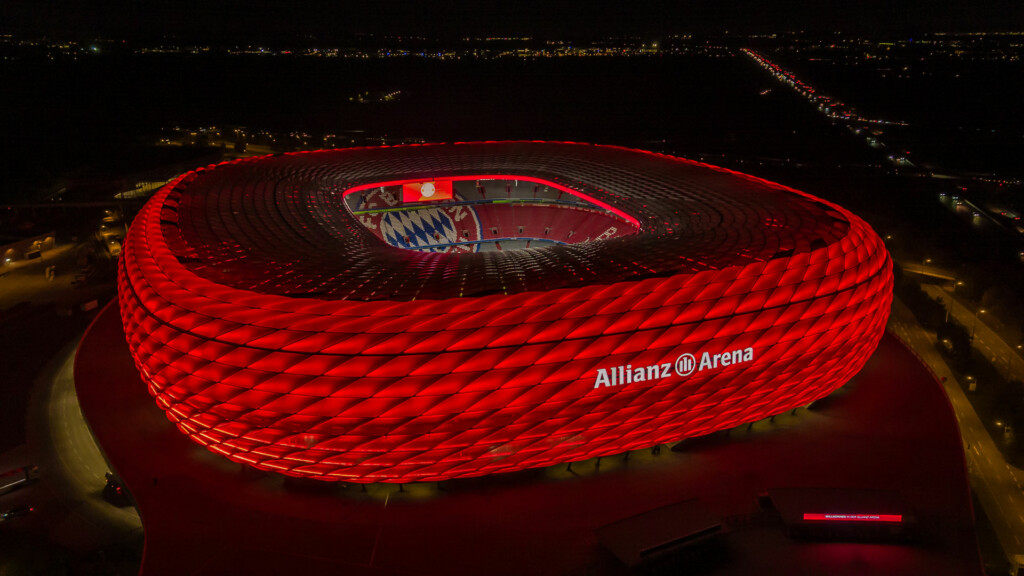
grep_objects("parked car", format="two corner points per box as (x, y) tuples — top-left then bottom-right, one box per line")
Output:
(103, 472), (131, 507)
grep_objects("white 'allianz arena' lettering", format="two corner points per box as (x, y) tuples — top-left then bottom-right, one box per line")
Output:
(593, 347), (755, 389)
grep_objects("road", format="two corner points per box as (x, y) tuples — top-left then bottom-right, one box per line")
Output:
(899, 262), (958, 282)
(889, 299), (1024, 563)
(1, 244), (78, 307)
(0, 241), (114, 314)
(921, 283), (1024, 383)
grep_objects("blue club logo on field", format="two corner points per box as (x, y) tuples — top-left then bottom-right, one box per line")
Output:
(355, 188), (482, 253)
(381, 208), (458, 252)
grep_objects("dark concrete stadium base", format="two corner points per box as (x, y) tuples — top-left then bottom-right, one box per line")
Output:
(75, 303), (982, 576)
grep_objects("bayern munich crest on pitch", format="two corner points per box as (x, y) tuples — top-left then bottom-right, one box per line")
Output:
(355, 188), (483, 253)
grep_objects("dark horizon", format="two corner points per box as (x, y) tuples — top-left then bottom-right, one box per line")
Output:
(4, 0), (1024, 41)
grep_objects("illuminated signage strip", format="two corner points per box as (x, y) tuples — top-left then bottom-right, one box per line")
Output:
(802, 513), (903, 523)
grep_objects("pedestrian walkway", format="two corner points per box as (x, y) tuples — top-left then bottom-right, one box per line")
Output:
(24, 334), (141, 552)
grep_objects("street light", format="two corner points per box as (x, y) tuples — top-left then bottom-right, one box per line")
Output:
(944, 280), (967, 323)
(972, 309), (986, 341)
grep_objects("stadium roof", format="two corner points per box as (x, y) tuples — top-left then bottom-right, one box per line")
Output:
(159, 141), (851, 301)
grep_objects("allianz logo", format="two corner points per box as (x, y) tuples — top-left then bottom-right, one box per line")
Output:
(593, 347), (755, 389)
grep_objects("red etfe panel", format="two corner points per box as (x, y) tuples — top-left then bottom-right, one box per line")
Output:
(118, 142), (893, 483)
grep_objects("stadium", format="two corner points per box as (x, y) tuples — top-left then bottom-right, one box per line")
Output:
(117, 141), (893, 484)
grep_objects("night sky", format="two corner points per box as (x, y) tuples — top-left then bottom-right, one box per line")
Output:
(4, 0), (1024, 40)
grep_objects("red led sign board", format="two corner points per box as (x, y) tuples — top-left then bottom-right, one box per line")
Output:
(402, 180), (453, 203)
(802, 513), (903, 523)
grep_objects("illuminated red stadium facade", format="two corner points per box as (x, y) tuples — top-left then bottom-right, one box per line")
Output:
(118, 141), (892, 483)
